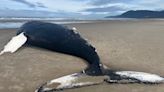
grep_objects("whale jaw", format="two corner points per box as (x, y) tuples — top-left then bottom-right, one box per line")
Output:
(0, 32), (27, 55)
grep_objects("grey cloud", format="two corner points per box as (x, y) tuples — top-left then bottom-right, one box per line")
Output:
(84, 6), (126, 12)
(88, 0), (134, 6)
(12, 0), (36, 7)
(12, 0), (47, 8)
(36, 2), (47, 8)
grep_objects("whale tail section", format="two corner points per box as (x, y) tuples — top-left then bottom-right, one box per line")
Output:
(0, 32), (27, 55)
(35, 69), (164, 92)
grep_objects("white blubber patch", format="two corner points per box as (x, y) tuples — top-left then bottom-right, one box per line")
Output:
(116, 71), (164, 83)
(0, 32), (27, 55)
(72, 27), (77, 31)
(72, 27), (79, 35)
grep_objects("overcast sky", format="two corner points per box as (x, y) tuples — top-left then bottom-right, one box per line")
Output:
(1, 0), (164, 18)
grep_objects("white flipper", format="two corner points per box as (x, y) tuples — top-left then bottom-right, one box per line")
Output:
(35, 73), (105, 92)
(0, 32), (27, 55)
(115, 71), (164, 83)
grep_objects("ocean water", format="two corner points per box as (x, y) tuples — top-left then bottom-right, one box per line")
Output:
(0, 21), (92, 29)
(0, 18), (92, 29)
(0, 17), (159, 29)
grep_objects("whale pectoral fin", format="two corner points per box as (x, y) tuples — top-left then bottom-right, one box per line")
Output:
(0, 32), (27, 55)
(35, 73), (105, 92)
(105, 71), (164, 84)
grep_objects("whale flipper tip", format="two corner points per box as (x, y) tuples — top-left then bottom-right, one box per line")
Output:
(0, 32), (27, 55)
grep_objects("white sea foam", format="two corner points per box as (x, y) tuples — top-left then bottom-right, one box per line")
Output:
(0, 22), (24, 29)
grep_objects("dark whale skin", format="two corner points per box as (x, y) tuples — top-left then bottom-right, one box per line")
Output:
(17, 21), (103, 75)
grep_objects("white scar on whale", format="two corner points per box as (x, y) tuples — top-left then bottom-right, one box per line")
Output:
(0, 28), (164, 91)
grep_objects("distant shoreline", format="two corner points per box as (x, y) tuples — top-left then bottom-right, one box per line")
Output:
(1, 18), (164, 29)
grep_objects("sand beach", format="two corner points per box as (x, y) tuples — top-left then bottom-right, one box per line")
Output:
(0, 20), (164, 92)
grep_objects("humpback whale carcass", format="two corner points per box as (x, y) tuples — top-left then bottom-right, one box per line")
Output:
(0, 21), (164, 92)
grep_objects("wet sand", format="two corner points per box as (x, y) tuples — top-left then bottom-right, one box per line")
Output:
(0, 20), (164, 92)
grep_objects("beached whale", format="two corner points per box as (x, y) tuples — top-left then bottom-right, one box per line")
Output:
(1, 21), (104, 75)
(0, 21), (163, 92)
